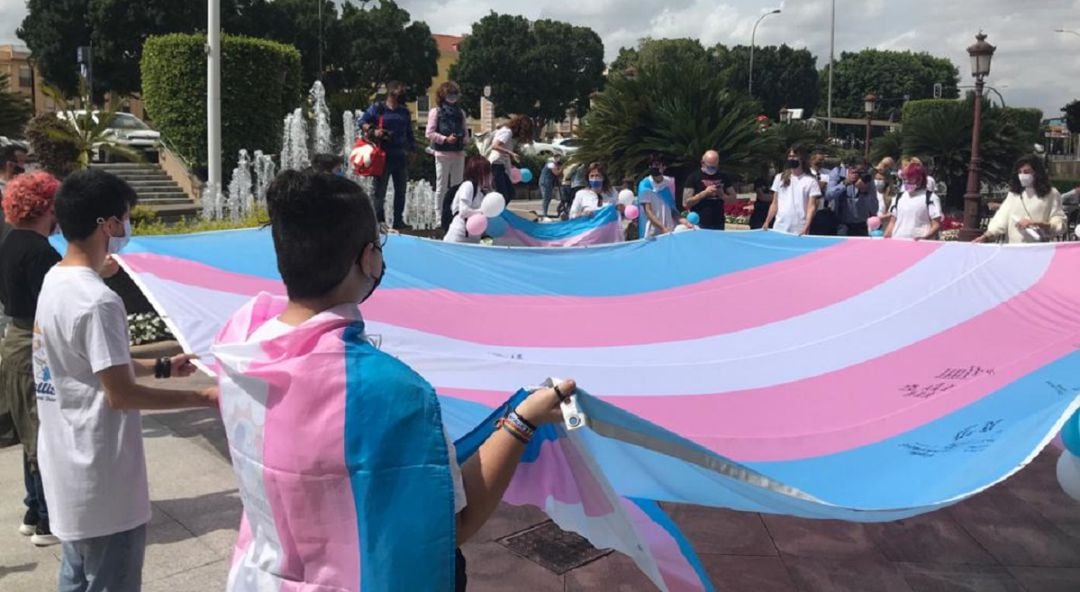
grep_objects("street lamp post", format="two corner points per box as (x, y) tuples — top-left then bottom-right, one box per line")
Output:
(1055, 28), (1080, 39)
(748, 9), (781, 97)
(961, 32), (996, 242)
(864, 93), (876, 159)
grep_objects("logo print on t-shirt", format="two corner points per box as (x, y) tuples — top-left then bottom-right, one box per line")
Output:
(32, 325), (56, 400)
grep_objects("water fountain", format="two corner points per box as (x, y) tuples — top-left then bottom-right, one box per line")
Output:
(252, 150), (276, 207)
(311, 81), (333, 155)
(227, 149), (253, 221)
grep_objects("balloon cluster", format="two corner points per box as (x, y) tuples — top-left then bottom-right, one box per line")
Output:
(1058, 410), (1080, 502)
(617, 189), (639, 220)
(510, 168), (534, 184)
(465, 192), (509, 237)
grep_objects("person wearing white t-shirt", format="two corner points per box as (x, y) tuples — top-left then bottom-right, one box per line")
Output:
(885, 163), (943, 240)
(487, 115), (532, 203)
(33, 169), (218, 591)
(570, 162), (618, 219)
(443, 156), (492, 243)
(637, 157), (690, 237)
(764, 148), (821, 235)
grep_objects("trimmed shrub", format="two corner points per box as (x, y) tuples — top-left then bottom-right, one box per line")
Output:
(141, 34), (302, 179)
(23, 113), (81, 177)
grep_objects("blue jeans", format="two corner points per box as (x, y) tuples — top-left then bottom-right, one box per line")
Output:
(23, 452), (47, 523)
(59, 523), (147, 592)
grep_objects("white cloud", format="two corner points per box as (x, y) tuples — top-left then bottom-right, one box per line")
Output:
(0, 0), (1076, 116)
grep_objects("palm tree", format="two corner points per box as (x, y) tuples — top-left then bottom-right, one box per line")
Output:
(40, 83), (143, 169)
(574, 61), (770, 185)
(762, 121), (832, 167)
(901, 96), (1024, 210)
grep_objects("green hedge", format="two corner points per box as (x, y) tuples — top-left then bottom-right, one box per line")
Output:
(903, 100), (1042, 148)
(141, 33), (301, 179)
(1052, 178), (1080, 194)
(901, 99), (957, 124)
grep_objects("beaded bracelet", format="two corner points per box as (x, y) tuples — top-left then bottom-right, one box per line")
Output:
(496, 418), (530, 445)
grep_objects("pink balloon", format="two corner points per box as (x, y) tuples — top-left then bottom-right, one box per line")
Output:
(624, 204), (640, 220)
(466, 214), (488, 236)
(867, 216), (882, 231)
(509, 168), (523, 184)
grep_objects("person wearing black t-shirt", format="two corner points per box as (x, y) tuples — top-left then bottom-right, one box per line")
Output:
(0, 171), (62, 546)
(683, 150), (737, 230)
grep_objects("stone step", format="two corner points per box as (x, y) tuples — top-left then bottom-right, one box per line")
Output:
(138, 193), (190, 202)
(139, 198), (193, 206)
(128, 181), (180, 189)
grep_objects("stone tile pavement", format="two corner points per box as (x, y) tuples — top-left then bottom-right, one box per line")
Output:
(3, 374), (1080, 591)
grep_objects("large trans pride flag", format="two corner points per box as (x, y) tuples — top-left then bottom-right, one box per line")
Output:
(104, 229), (1080, 589)
(492, 204), (625, 247)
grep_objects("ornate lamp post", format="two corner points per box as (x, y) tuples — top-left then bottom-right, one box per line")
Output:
(863, 93), (876, 159)
(748, 9), (781, 97)
(961, 32), (996, 242)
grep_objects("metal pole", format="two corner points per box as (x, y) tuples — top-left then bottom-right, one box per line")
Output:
(749, 10), (780, 98)
(864, 113), (872, 159)
(207, 0), (221, 199)
(827, 0), (835, 135)
(317, 0), (323, 77)
(961, 76), (985, 241)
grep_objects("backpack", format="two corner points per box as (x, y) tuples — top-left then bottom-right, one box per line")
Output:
(890, 191), (939, 237)
(474, 131), (496, 163)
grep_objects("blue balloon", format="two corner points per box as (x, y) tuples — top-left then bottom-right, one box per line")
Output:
(520, 168), (534, 184)
(486, 215), (509, 238)
(687, 212), (701, 226)
(1063, 410), (1080, 456)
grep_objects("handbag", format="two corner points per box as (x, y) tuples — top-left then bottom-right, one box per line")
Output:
(350, 112), (387, 178)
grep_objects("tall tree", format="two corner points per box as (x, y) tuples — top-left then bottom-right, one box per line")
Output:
(17, 0), (92, 98)
(336, 0), (438, 102)
(223, 0), (340, 89)
(610, 38), (719, 76)
(0, 74), (33, 138)
(451, 13), (605, 123)
(714, 44), (820, 119)
(821, 49), (960, 119)
(1064, 99), (1080, 135)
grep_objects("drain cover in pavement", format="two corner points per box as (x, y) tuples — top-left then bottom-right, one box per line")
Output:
(500, 521), (612, 574)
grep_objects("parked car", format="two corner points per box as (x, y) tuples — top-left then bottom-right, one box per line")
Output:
(522, 141), (566, 158)
(56, 110), (161, 161)
(553, 138), (583, 154)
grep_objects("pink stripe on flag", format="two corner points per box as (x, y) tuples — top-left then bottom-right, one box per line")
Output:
(621, 500), (709, 592)
(124, 253), (284, 296)
(361, 239), (936, 346)
(498, 222), (624, 247)
(253, 328), (361, 586)
(439, 246), (1080, 461)
(503, 437), (615, 517)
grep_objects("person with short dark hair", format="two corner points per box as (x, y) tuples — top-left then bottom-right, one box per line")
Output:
(214, 169), (576, 590)
(0, 171), (62, 547)
(359, 81), (415, 229)
(310, 153), (343, 175)
(824, 160), (878, 236)
(427, 81), (468, 224)
(33, 169), (218, 591)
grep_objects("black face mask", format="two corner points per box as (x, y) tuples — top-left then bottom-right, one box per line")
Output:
(9, 164), (25, 176)
(785, 159), (801, 170)
(361, 259), (386, 304)
(648, 167), (662, 178)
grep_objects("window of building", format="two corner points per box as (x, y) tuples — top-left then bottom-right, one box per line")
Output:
(18, 65), (32, 89)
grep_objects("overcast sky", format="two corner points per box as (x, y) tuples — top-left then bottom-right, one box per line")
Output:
(1, 0), (1077, 118)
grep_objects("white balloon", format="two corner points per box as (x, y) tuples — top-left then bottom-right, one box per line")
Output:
(618, 189), (635, 206)
(481, 192), (506, 218)
(1057, 451), (1080, 502)
(673, 224), (695, 234)
(1075, 226), (1080, 240)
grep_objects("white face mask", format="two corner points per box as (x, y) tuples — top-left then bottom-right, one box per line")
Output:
(874, 180), (886, 191)
(104, 218), (131, 254)
(1018, 173), (1035, 188)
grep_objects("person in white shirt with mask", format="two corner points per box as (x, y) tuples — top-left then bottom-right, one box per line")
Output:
(443, 155), (493, 243)
(885, 162), (943, 240)
(764, 147), (821, 235)
(974, 156), (1066, 244)
(570, 162), (618, 219)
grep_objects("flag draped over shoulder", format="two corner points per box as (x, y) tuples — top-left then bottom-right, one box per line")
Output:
(71, 228), (1080, 591)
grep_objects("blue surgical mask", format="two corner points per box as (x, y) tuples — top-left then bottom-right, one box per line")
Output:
(446, 94), (460, 104)
(589, 179), (603, 189)
(703, 165), (718, 175)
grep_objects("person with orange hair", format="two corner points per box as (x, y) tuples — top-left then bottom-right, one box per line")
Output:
(0, 171), (62, 546)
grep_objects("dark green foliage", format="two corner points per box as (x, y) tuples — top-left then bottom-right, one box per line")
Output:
(450, 13), (605, 124)
(17, 0), (92, 98)
(822, 49), (960, 119)
(870, 129), (903, 164)
(574, 58), (770, 185)
(1064, 100), (1080, 134)
(141, 33), (301, 175)
(714, 44), (820, 118)
(0, 74), (33, 137)
(24, 112), (81, 177)
(762, 122), (832, 168)
(901, 96), (1026, 209)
